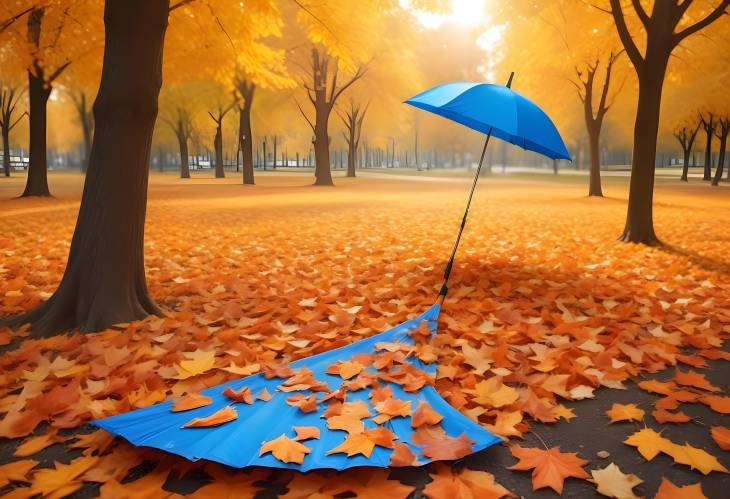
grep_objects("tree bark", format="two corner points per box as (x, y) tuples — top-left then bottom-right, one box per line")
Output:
(620, 66), (665, 245)
(346, 140), (356, 177)
(587, 127), (603, 196)
(2, 126), (10, 177)
(711, 124), (728, 186)
(213, 123), (224, 178)
(177, 134), (190, 178)
(702, 123), (713, 181)
(680, 149), (690, 181)
(238, 89), (254, 184)
(2, 0), (169, 336)
(22, 67), (52, 196)
(313, 110), (332, 185)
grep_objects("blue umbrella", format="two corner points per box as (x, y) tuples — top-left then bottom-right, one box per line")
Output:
(93, 74), (568, 472)
(405, 73), (570, 296)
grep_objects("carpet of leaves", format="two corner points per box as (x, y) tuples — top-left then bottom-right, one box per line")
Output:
(0, 172), (728, 498)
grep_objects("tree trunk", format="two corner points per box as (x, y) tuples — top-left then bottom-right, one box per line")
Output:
(2, 0), (168, 336)
(178, 134), (190, 178)
(587, 127), (603, 196)
(346, 140), (356, 177)
(680, 149), (690, 181)
(313, 108), (332, 186)
(703, 128), (713, 181)
(239, 100), (254, 185)
(2, 126), (10, 177)
(214, 123), (224, 178)
(712, 131), (727, 186)
(620, 66), (665, 245)
(22, 69), (52, 196)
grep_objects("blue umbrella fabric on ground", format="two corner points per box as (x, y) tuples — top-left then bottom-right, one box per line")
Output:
(94, 304), (502, 471)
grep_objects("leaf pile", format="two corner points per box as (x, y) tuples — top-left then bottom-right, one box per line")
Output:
(1, 176), (729, 496)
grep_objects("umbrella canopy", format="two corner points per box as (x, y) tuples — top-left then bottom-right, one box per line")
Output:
(405, 81), (571, 161)
(93, 304), (501, 471)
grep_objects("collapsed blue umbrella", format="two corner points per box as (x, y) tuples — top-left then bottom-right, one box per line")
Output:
(93, 74), (569, 471)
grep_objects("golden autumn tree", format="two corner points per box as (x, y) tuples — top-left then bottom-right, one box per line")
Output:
(601, 0), (729, 244)
(164, 0), (294, 184)
(1, 0), (290, 335)
(0, 77), (27, 177)
(0, 1), (102, 196)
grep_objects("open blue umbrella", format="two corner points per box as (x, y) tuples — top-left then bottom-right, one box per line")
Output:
(93, 74), (569, 471)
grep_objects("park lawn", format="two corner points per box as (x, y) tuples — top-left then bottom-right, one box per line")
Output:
(0, 171), (728, 497)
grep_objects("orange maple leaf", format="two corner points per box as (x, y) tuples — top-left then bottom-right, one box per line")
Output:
(293, 426), (320, 441)
(655, 478), (707, 499)
(508, 445), (589, 494)
(183, 406), (237, 428)
(411, 401), (444, 428)
(652, 408), (691, 424)
(389, 442), (419, 467)
(606, 403), (644, 423)
(674, 368), (720, 392)
(172, 393), (212, 412)
(223, 386), (253, 404)
(423, 464), (511, 499)
(710, 426), (730, 451)
(259, 434), (311, 464)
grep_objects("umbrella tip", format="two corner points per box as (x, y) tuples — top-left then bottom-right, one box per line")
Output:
(506, 72), (515, 88)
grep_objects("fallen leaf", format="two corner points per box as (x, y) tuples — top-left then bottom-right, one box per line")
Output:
(710, 426), (730, 450)
(624, 428), (673, 461)
(223, 386), (253, 404)
(183, 406), (237, 428)
(508, 445), (590, 494)
(606, 403), (644, 423)
(423, 464), (511, 498)
(172, 393), (212, 412)
(259, 434), (311, 464)
(293, 426), (320, 441)
(655, 478), (707, 499)
(589, 463), (642, 499)
(411, 401), (444, 428)
(652, 409), (691, 424)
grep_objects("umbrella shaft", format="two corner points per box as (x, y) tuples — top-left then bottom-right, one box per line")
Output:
(440, 129), (492, 299)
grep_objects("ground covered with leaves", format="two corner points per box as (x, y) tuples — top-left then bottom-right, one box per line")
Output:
(0, 171), (728, 498)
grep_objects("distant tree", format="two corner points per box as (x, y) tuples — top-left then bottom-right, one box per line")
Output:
(699, 113), (717, 181)
(711, 117), (729, 186)
(0, 83), (26, 177)
(673, 121), (701, 182)
(0, 2), (99, 196)
(605, 0), (729, 244)
(298, 47), (366, 186)
(68, 88), (95, 173)
(162, 105), (194, 179)
(338, 99), (368, 178)
(571, 51), (623, 197)
(234, 78), (256, 184)
(208, 101), (235, 179)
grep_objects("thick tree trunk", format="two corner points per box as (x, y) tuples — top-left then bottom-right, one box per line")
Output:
(22, 69), (52, 197)
(214, 124), (224, 178)
(712, 132), (727, 186)
(680, 149), (690, 181)
(620, 67), (665, 245)
(313, 109), (333, 186)
(2, 0), (169, 336)
(587, 127), (603, 196)
(239, 101), (254, 185)
(178, 134), (190, 178)
(2, 127), (10, 177)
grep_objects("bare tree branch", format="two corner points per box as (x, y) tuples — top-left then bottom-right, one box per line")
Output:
(674, 0), (729, 44)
